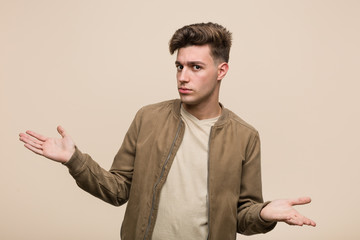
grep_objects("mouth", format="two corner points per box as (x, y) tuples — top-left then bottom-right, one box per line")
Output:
(178, 87), (192, 94)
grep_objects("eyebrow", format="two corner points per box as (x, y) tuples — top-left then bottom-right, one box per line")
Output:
(175, 61), (205, 66)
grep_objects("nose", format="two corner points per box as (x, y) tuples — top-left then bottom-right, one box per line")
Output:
(178, 68), (190, 84)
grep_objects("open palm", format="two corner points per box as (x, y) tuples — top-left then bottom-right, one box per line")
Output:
(260, 197), (316, 226)
(19, 126), (75, 163)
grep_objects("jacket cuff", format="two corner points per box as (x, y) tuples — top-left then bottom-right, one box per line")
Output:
(63, 147), (86, 175)
(258, 201), (277, 231)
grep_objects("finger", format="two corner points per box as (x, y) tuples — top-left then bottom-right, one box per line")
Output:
(57, 125), (67, 138)
(19, 133), (44, 146)
(285, 217), (301, 226)
(294, 218), (316, 227)
(304, 218), (317, 227)
(25, 130), (47, 142)
(24, 143), (44, 156)
(289, 197), (312, 206)
(286, 214), (306, 226)
(287, 214), (316, 227)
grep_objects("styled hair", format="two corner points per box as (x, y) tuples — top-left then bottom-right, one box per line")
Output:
(169, 22), (232, 63)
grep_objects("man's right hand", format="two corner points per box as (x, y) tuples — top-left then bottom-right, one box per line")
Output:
(19, 126), (75, 164)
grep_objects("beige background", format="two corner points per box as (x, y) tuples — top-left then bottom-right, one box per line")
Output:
(1, 0), (359, 239)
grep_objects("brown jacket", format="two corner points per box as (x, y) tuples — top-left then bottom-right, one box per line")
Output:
(65, 99), (276, 239)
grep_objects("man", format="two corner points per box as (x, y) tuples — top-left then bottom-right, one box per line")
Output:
(19, 22), (316, 240)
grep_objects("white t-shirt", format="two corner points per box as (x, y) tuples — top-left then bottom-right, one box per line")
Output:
(152, 106), (220, 240)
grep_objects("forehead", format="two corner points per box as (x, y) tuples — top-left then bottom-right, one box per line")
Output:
(176, 45), (214, 63)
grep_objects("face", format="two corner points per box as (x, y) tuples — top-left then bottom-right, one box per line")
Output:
(175, 45), (228, 109)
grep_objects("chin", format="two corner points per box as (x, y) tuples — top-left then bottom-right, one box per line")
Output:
(179, 95), (197, 105)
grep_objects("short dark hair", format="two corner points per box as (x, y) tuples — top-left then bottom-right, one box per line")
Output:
(169, 22), (232, 63)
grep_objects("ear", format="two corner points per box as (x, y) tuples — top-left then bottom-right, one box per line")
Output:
(217, 62), (229, 81)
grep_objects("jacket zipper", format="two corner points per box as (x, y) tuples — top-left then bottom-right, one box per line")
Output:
(207, 126), (213, 240)
(143, 120), (183, 240)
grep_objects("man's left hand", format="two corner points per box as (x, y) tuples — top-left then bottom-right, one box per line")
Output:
(260, 197), (316, 227)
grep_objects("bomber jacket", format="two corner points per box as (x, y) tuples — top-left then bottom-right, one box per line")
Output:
(65, 99), (276, 240)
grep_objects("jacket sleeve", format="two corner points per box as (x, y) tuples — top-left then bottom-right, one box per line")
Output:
(64, 109), (142, 206)
(237, 132), (277, 235)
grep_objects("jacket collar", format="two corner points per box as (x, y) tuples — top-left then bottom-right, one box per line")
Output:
(172, 99), (229, 127)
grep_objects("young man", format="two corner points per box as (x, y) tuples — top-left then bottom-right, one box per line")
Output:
(19, 23), (316, 240)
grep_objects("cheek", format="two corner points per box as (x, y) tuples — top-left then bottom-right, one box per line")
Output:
(201, 72), (218, 86)
(176, 72), (183, 82)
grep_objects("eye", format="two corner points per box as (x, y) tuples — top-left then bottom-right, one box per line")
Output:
(176, 65), (183, 71)
(193, 65), (201, 70)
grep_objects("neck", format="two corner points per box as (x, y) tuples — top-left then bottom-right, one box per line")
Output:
(182, 101), (222, 120)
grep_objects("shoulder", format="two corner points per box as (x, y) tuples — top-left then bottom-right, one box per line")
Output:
(140, 99), (178, 112)
(222, 108), (259, 135)
(134, 99), (180, 121)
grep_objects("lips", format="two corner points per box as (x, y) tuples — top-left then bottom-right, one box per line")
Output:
(178, 87), (192, 94)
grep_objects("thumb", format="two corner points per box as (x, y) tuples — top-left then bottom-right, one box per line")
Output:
(289, 197), (312, 206)
(57, 125), (68, 138)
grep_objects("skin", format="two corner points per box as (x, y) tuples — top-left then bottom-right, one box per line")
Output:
(176, 45), (228, 120)
(260, 197), (316, 226)
(19, 43), (316, 228)
(19, 126), (75, 164)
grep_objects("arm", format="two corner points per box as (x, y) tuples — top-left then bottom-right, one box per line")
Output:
(19, 121), (139, 206)
(236, 133), (316, 234)
(65, 111), (142, 206)
(237, 133), (277, 235)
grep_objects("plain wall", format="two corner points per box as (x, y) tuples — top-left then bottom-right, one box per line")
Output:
(1, 0), (359, 239)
